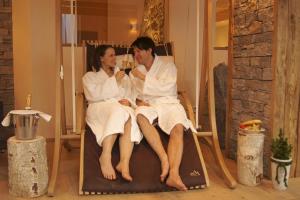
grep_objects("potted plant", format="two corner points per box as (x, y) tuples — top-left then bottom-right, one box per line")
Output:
(270, 128), (292, 190)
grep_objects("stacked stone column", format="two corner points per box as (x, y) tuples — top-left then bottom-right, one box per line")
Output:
(230, 0), (274, 176)
(0, 0), (14, 114)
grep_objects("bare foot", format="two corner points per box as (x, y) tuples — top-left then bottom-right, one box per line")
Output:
(160, 155), (170, 182)
(99, 154), (116, 180)
(116, 162), (133, 182)
(166, 174), (187, 191)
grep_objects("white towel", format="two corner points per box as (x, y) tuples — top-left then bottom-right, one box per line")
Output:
(1, 110), (52, 127)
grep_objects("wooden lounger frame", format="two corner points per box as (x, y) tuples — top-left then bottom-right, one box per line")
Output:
(47, 44), (236, 197)
(48, 0), (238, 187)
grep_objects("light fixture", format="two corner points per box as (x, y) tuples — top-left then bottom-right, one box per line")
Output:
(129, 21), (137, 33)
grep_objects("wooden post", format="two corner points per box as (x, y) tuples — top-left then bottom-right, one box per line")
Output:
(7, 136), (48, 197)
(272, 0), (300, 177)
(225, 0), (233, 157)
(48, 0), (63, 196)
(296, 102), (300, 176)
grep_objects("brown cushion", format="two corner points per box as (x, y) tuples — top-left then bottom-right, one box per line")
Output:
(82, 125), (207, 194)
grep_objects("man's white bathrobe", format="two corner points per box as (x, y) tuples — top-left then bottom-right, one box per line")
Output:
(130, 56), (195, 134)
(82, 68), (142, 146)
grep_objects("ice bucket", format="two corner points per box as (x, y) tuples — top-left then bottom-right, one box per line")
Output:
(11, 110), (40, 140)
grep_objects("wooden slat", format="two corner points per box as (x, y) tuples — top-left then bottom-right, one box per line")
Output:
(47, 0), (63, 196)
(178, 91), (210, 187)
(195, 132), (213, 137)
(225, 0), (233, 157)
(61, 134), (81, 140)
(198, 0), (209, 128)
(79, 130), (85, 195)
(297, 99), (300, 177)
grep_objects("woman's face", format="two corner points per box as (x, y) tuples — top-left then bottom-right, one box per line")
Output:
(101, 47), (116, 68)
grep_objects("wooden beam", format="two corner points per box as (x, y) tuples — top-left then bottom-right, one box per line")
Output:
(273, 0), (300, 177)
(225, 0), (233, 157)
(47, 0), (63, 196)
(296, 99), (300, 177)
(198, 0), (209, 128)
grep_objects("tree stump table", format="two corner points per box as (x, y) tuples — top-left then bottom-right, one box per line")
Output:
(7, 136), (48, 197)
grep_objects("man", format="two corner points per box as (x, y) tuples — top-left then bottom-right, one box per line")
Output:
(130, 36), (195, 191)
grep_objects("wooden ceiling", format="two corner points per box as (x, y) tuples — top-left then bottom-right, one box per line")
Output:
(216, 0), (229, 22)
(61, 0), (229, 21)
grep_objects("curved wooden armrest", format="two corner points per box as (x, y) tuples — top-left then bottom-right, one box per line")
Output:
(178, 91), (196, 127)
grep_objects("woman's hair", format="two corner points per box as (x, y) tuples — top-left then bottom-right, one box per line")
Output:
(92, 44), (113, 72)
(131, 36), (155, 57)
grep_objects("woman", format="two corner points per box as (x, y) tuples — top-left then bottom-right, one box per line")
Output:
(82, 45), (142, 182)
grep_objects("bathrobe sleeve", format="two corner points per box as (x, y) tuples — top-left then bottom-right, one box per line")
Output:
(82, 72), (119, 102)
(143, 63), (177, 97)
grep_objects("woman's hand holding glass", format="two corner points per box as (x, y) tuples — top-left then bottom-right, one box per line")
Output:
(115, 71), (125, 83)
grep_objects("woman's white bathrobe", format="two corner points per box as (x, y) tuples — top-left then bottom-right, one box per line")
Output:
(130, 56), (195, 134)
(82, 68), (142, 146)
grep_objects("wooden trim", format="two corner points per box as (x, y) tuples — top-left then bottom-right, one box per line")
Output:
(179, 91), (196, 126)
(198, 0), (209, 128)
(296, 99), (300, 177)
(195, 132), (213, 137)
(61, 134), (81, 140)
(289, 0), (300, 177)
(225, 0), (233, 157)
(164, 0), (169, 42)
(270, 0), (279, 178)
(206, 0), (236, 189)
(79, 130), (85, 195)
(178, 91), (210, 187)
(47, 0), (62, 196)
(214, 46), (228, 50)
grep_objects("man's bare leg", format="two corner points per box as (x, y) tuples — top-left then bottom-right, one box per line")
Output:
(137, 114), (169, 182)
(99, 134), (118, 180)
(116, 118), (134, 181)
(166, 124), (187, 191)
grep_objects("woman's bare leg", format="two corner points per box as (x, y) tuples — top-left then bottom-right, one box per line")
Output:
(166, 124), (187, 191)
(99, 134), (118, 180)
(116, 118), (134, 181)
(137, 114), (169, 182)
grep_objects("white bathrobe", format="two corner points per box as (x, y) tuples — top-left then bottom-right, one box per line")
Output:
(130, 56), (195, 134)
(82, 68), (142, 146)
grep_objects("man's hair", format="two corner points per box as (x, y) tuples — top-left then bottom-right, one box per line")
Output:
(92, 44), (113, 72)
(131, 36), (155, 57)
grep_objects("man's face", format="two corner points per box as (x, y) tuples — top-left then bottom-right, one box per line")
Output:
(133, 47), (152, 65)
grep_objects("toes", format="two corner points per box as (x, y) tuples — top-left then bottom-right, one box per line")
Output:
(166, 176), (187, 191)
(160, 174), (167, 182)
(123, 174), (133, 182)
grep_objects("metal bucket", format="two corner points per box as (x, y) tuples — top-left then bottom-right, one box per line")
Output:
(11, 113), (40, 140)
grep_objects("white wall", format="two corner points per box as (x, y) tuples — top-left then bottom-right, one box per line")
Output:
(213, 19), (228, 67)
(169, 0), (204, 108)
(13, 0), (57, 138)
(215, 20), (229, 48)
(62, 47), (84, 128)
(107, 0), (144, 45)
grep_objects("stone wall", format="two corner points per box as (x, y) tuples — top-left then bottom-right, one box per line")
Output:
(0, 0), (14, 115)
(230, 0), (274, 176)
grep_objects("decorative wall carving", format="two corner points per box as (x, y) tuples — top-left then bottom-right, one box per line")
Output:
(140, 0), (165, 43)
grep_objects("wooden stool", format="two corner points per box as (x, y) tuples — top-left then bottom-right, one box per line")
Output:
(7, 136), (48, 197)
